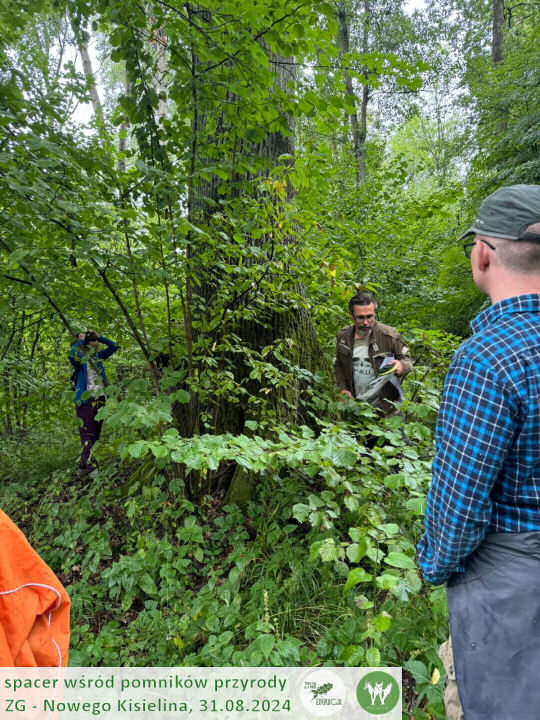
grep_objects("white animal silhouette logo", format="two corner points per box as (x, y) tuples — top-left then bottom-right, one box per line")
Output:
(364, 680), (392, 705)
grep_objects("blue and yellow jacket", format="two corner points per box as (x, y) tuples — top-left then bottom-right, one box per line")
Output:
(68, 336), (119, 404)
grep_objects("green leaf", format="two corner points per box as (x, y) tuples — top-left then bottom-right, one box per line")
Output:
(405, 659), (430, 685)
(340, 644), (365, 664)
(138, 573), (158, 596)
(309, 540), (323, 561)
(346, 536), (369, 563)
(405, 496), (426, 515)
(127, 441), (149, 459)
(292, 503), (310, 523)
(391, 578), (413, 602)
(429, 586), (448, 617)
(365, 647), (380, 666)
(331, 449), (357, 467)
(373, 614), (391, 632)
(377, 523), (400, 537)
(319, 538), (339, 562)
(385, 552), (416, 570)
(375, 572), (400, 589)
(344, 567), (372, 593)
(150, 444), (168, 459)
(171, 389), (190, 403)
(257, 634), (275, 659)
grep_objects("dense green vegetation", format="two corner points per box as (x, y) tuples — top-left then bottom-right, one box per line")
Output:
(1, 0), (539, 717)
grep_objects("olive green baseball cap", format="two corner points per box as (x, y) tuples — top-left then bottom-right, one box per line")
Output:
(458, 184), (540, 243)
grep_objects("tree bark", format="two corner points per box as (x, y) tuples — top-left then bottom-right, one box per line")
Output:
(492, 0), (507, 133)
(118, 68), (131, 172)
(154, 28), (168, 125)
(187, 44), (329, 504)
(337, 1), (365, 186)
(73, 25), (103, 120)
(492, 0), (504, 67)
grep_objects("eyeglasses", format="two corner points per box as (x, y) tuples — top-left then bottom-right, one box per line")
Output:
(353, 314), (375, 321)
(462, 238), (496, 259)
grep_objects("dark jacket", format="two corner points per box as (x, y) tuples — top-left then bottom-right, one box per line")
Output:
(334, 321), (412, 415)
(68, 336), (119, 404)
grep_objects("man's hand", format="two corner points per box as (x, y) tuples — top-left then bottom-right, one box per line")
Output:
(391, 359), (403, 376)
(340, 389), (352, 400)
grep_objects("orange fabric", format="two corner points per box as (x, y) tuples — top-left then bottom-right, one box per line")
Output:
(0, 509), (70, 666)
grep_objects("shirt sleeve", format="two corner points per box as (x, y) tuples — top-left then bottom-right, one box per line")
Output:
(417, 353), (518, 584)
(393, 334), (412, 377)
(96, 336), (119, 360)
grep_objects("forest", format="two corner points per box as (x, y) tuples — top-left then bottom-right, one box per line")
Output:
(0, 0), (538, 716)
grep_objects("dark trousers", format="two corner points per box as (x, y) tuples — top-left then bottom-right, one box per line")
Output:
(75, 397), (106, 472)
(447, 532), (540, 720)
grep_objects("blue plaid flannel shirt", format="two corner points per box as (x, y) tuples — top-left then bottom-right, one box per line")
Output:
(418, 294), (540, 584)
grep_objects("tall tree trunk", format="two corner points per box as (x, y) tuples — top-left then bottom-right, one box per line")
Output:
(492, 0), (507, 133)
(492, 0), (504, 66)
(79, 42), (103, 117)
(187, 44), (328, 503)
(70, 18), (103, 120)
(357, 0), (371, 185)
(337, 1), (364, 186)
(358, 83), (369, 184)
(118, 68), (130, 172)
(154, 28), (168, 125)
(117, 68), (150, 349)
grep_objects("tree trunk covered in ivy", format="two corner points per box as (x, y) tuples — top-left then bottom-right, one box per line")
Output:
(186, 45), (328, 502)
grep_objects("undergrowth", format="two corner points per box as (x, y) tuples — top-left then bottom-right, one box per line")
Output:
(0, 397), (449, 719)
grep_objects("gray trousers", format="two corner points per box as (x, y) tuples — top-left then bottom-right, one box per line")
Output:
(446, 532), (540, 720)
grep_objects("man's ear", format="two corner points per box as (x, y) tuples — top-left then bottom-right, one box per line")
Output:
(475, 239), (491, 272)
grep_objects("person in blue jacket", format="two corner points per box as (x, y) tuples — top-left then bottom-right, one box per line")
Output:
(68, 331), (119, 476)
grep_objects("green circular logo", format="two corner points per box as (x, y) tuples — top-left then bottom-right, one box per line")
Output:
(356, 671), (400, 715)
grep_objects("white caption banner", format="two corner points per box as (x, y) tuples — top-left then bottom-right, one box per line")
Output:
(0, 667), (401, 720)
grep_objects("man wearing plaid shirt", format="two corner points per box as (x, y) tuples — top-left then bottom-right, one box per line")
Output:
(418, 185), (540, 720)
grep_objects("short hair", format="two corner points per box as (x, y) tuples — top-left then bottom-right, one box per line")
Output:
(348, 292), (378, 314)
(488, 224), (540, 274)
